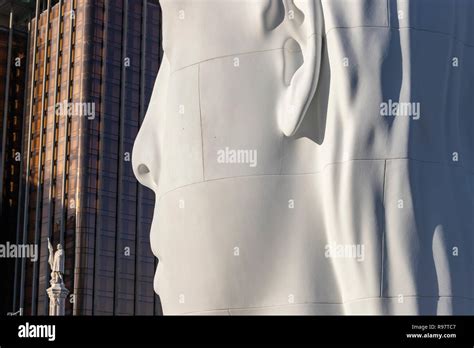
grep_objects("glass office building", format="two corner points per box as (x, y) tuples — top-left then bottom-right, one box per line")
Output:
(0, 0), (33, 316)
(3, 0), (162, 315)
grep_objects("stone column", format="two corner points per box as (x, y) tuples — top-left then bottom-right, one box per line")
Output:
(46, 282), (69, 316)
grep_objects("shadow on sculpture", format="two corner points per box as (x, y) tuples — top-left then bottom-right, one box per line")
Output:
(293, 35), (330, 145)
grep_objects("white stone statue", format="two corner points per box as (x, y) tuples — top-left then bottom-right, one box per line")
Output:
(132, 0), (474, 315)
(48, 238), (65, 285)
(46, 238), (69, 315)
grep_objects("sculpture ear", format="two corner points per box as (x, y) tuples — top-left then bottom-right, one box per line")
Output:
(278, 0), (323, 137)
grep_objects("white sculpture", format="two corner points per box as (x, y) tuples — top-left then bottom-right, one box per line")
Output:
(48, 239), (65, 285)
(47, 239), (68, 315)
(132, 0), (474, 315)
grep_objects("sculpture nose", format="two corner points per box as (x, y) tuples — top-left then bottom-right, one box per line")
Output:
(132, 128), (159, 191)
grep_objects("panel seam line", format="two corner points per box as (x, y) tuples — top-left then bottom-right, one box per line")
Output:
(380, 159), (387, 297)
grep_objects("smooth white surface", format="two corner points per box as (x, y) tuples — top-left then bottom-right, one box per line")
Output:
(133, 0), (474, 315)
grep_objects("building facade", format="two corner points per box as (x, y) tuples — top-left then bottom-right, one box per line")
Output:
(3, 0), (162, 315)
(0, 0), (33, 316)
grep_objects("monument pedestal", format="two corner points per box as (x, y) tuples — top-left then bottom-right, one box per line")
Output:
(46, 282), (69, 316)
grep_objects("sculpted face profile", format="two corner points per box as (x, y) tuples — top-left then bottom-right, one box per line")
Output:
(133, 0), (474, 315)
